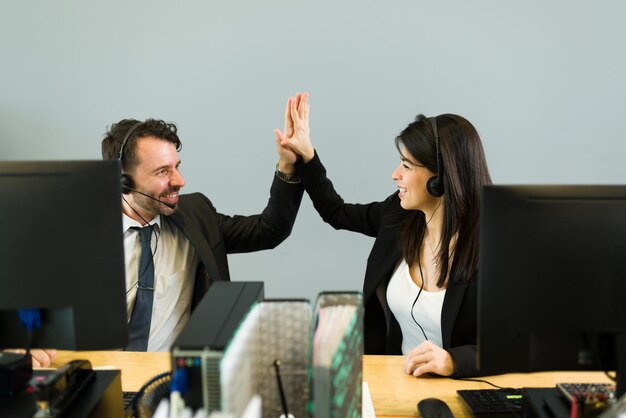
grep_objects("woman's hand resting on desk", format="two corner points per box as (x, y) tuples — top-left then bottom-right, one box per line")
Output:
(404, 341), (455, 377)
(4, 348), (57, 367)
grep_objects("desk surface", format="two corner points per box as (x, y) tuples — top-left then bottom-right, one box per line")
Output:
(50, 351), (612, 418)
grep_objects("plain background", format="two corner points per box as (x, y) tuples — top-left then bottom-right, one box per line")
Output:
(2, 1), (625, 302)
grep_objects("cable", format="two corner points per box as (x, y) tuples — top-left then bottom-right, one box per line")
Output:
(451, 376), (512, 389)
(410, 206), (443, 342)
(131, 371), (172, 418)
(410, 258), (429, 342)
(122, 196), (160, 295)
(604, 370), (616, 382)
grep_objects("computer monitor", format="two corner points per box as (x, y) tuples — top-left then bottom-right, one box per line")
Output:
(478, 185), (626, 396)
(0, 160), (128, 350)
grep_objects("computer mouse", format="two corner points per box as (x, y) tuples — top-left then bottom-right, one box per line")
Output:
(418, 397), (455, 418)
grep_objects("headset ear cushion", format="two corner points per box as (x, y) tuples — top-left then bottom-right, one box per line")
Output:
(427, 175), (444, 197)
(121, 175), (133, 194)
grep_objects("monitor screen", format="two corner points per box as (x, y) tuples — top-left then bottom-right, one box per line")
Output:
(478, 185), (626, 395)
(0, 160), (128, 350)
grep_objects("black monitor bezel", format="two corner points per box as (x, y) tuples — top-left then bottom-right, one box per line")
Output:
(478, 184), (626, 393)
(0, 160), (128, 350)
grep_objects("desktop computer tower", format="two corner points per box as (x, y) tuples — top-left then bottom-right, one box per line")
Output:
(170, 281), (264, 412)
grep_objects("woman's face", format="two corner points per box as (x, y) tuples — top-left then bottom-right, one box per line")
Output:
(391, 145), (439, 211)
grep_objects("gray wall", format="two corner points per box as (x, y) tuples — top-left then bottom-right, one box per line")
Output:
(2, 1), (625, 302)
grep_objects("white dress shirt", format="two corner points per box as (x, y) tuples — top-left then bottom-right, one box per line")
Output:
(122, 213), (198, 351)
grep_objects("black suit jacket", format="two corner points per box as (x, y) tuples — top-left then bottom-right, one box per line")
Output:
(163, 173), (304, 310)
(296, 152), (479, 377)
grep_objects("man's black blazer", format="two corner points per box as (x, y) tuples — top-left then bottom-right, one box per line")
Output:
(163, 173), (304, 309)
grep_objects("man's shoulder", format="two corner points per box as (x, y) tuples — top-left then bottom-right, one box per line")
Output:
(179, 192), (208, 203)
(177, 192), (216, 214)
(164, 193), (218, 232)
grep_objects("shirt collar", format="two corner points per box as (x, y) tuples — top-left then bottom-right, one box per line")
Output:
(122, 212), (162, 234)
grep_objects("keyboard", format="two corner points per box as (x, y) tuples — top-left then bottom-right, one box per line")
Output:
(457, 388), (523, 418)
(556, 383), (616, 402)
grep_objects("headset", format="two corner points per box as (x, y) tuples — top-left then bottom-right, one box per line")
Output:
(118, 122), (177, 210)
(426, 116), (445, 198)
(119, 122), (143, 194)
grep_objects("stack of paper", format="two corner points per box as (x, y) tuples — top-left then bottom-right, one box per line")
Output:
(312, 292), (364, 418)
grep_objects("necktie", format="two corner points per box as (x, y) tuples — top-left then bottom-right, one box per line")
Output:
(125, 226), (155, 351)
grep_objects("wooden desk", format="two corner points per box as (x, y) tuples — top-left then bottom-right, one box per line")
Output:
(49, 352), (613, 418)
(363, 355), (612, 418)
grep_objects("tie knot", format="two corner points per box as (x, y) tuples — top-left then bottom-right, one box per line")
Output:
(131, 226), (153, 243)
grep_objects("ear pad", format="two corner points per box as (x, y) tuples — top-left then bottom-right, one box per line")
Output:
(118, 122), (143, 195)
(427, 116), (445, 197)
(427, 175), (444, 198)
(121, 174), (133, 194)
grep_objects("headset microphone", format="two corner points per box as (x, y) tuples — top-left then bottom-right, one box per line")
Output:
(122, 186), (177, 209)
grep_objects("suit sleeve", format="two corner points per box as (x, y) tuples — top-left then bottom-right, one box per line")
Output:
(296, 150), (392, 237)
(218, 171), (304, 253)
(444, 280), (480, 378)
(448, 345), (480, 378)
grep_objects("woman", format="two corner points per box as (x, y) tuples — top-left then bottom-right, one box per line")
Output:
(275, 93), (492, 377)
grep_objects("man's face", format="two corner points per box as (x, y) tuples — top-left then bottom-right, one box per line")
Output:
(123, 136), (185, 222)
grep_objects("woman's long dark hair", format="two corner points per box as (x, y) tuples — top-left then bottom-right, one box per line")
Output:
(395, 114), (492, 286)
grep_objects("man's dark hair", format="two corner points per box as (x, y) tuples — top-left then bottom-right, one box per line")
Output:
(101, 118), (182, 173)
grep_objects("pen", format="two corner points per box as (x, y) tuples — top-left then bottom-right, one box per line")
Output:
(273, 360), (290, 418)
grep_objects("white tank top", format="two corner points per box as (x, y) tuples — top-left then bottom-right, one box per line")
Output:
(386, 259), (446, 353)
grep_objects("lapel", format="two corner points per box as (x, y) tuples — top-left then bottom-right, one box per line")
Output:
(165, 210), (223, 283)
(363, 196), (407, 303)
(441, 279), (468, 348)
(363, 224), (402, 303)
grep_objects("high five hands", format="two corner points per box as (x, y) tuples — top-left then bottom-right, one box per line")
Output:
(275, 92), (315, 164)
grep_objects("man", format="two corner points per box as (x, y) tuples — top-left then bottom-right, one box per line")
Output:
(97, 118), (303, 352)
(18, 117), (302, 365)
